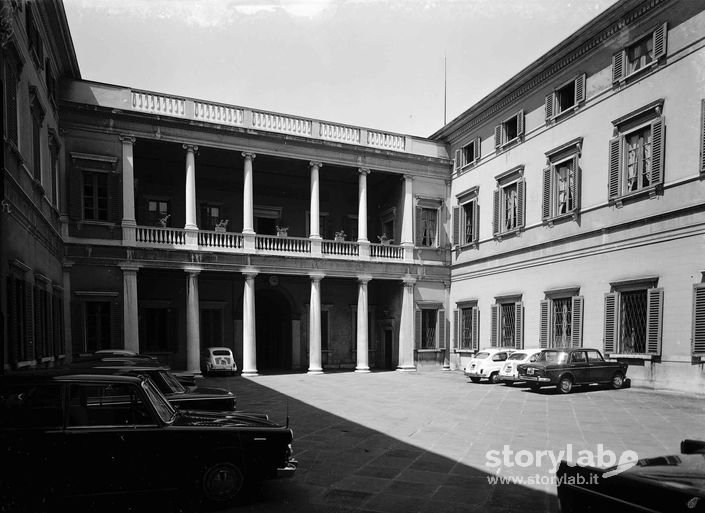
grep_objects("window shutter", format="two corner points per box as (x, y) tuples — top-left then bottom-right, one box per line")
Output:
(454, 309), (459, 348)
(414, 309), (422, 348)
(473, 137), (481, 162)
(25, 282), (35, 361)
(545, 92), (554, 122)
(612, 50), (625, 84)
(516, 110), (524, 139)
(571, 154), (581, 213)
(700, 100), (705, 175)
(650, 117), (664, 186)
(492, 189), (500, 236)
(452, 206), (460, 247)
(514, 302), (523, 349)
(574, 74), (586, 105)
(516, 178), (525, 229)
(539, 300), (550, 349)
(646, 288), (664, 355)
(472, 201), (480, 244)
(110, 173), (122, 223)
(692, 284), (705, 356)
(111, 299), (122, 349)
(608, 137), (621, 200)
(471, 307), (480, 350)
(571, 296), (584, 348)
(454, 149), (461, 171)
(494, 125), (502, 149)
(6, 276), (17, 364)
(6, 60), (18, 144)
(652, 22), (667, 60)
(415, 207), (422, 246)
(542, 167), (552, 220)
(439, 309), (446, 349)
(490, 304), (499, 347)
(604, 292), (619, 354)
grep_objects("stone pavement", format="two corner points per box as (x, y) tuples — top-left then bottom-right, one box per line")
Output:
(199, 370), (705, 513)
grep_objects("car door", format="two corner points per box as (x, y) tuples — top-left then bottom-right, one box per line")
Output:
(569, 351), (590, 384)
(586, 350), (611, 382)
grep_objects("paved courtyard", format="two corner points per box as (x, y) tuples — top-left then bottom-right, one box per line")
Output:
(199, 370), (705, 513)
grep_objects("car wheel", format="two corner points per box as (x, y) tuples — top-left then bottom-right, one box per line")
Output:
(200, 462), (244, 505)
(611, 372), (625, 390)
(470, 377), (481, 383)
(489, 372), (500, 384)
(557, 376), (573, 394)
(529, 384), (541, 392)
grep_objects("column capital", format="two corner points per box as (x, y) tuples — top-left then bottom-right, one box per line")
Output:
(308, 271), (325, 282)
(309, 161), (323, 169)
(358, 167), (370, 176)
(119, 134), (136, 144)
(184, 266), (202, 275)
(402, 274), (416, 286)
(403, 174), (414, 182)
(242, 267), (259, 279)
(242, 152), (256, 160)
(119, 263), (141, 272)
(357, 274), (373, 284)
(183, 144), (199, 152)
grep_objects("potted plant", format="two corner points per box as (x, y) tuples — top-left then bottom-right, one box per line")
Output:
(377, 233), (393, 245)
(158, 214), (171, 227)
(276, 225), (289, 237)
(334, 230), (346, 242)
(214, 219), (229, 232)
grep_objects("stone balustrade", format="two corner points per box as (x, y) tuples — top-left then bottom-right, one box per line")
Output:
(252, 111), (312, 137)
(132, 91), (186, 117)
(194, 101), (244, 126)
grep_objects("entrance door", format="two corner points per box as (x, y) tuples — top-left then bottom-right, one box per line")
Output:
(255, 290), (292, 371)
(384, 329), (393, 369)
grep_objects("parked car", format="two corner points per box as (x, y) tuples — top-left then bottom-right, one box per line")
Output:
(556, 439), (705, 512)
(517, 347), (628, 394)
(464, 348), (515, 383)
(91, 350), (197, 387)
(498, 348), (543, 385)
(202, 347), (238, 376)
(0, 372), (296, 511)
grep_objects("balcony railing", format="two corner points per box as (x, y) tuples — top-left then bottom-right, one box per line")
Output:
(133, 225), (408, 262)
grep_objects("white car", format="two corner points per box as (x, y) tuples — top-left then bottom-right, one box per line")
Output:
(464, 348), (516, 383)
(201, 346), (238, 376)
(498, 348), (543, 385)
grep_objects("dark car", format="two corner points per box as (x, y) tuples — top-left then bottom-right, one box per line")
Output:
(0, 372), (296, 511)
(517, 347), (628, 394)
(556, 439), (705, 512)
(91, 350), (197, 387)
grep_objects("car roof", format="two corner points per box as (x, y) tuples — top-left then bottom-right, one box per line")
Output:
(0, 370), (146, 385)
(477, 347), (515, 353)
(542, 347), (592, 352)
(207, 346), (232, 352)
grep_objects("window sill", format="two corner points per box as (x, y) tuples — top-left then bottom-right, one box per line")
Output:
(548, 105), (580, 123)
(494, 228), (522, 241)
(415, 348), (445, 353)
(457, 161), (478, 174)
(454, 349), (476, 354)
(617, 60), (659, 85)
(607, 353), (657, 361)
(457, 241), (478, 250)
(496, 137), (522, 153)
(610, 185), (662, 207)
(543, 211), (578, 227)
(78, 220), (117, 227)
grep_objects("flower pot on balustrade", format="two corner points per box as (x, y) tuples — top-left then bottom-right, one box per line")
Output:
(214, 226), (226, 233)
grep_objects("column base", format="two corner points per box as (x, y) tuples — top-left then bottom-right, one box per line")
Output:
(241, 370), (259, 377)
(442, 364), (451, 371)
(307, 368), (324, 375)
(355, 367), (370, 373)
(396, 365), (417, 372)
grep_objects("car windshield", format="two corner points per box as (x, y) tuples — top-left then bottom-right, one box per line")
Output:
(474, 352), (490, 359)
(508, 352), (527, 361)
(539, 350), (569, 364)
(158, 370), (186, 394)
(212, 350), (231, 356)
(142, 379), (176, 423)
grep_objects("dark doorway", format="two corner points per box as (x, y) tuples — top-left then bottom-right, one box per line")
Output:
(255, 289), (292, 371)
(384, 329), (393, 369)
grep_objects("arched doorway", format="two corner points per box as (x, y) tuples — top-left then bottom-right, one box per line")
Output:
(255, 289), (292, 371)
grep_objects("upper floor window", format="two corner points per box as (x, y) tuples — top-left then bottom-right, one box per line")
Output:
(25, 3), (44, 67)
(4, 47), (21, 147)
(539, 292), (583, 349)
(83, 300), (111, 352)
(147, 199), (171, 227)
(609, 100), (664, 205)
(543, 138), (582, 224)
(454, 137), (481, 172)
(415, 198), (442, 248)
(82, 171), (109, 222)
(545, 74), (586, 122)
(45, 59), (57, 108)
(490, 299), (523, 349)
(200, 203), (223, 231)
(613, 23), (667, 84)
(455, 303), (479, 351)
(604, 281), (663, 356)
(29, 87), (45, 182)
(494, 110), (524, 151)
(493, 166), (525, 238)
(453, 187), (479, 248)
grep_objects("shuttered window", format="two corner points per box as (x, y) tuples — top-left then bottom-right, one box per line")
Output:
(415, 199), (442, 248)
(82, 171), (109, 221)
(612, 24), (667, 84)
(539, 296), (583, 348)
(493, 170), (525, 237)
(83, 301), (112, 352)
(454, 137), (481, 172)
(693, 284), (705, 356)
(545, 74), (586, 122)
(700, 100), (705, 177)
(4, 54), (19, 146)
(603, 287), (663, 355)
(491, 301), (523, 349)
(494, 110), (524, 151)
(453, 188), (479, 247)
(542, 154), (580, 222)
(455, 305), (479, 350)
(415, 308), (443, 349)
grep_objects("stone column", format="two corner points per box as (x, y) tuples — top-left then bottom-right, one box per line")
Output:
(242, 152), (255, 235)
(308, 272), (324, 374)
(183, 144), (199, 231)
(357, 168), (369, 242)
(397, 275), (417, 371)
(121, 264), (140, 353)
(120, 135), (137, 244)
(309, 162), (322, 239)
(401, 175), (415, 261)
(355, 275), (372, 373)
(242, 268), (258, 376)
(185, 267), (201, 374)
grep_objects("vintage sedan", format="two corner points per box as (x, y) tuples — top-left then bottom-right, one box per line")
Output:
(464, 348), (515, 383)
(556, 439), (705, 512)
(517, 347), (628, 394)
(498, 348), (543, 385)
(0, 372), (296, 511)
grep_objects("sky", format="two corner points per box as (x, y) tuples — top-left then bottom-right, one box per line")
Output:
(62, 0), (620, 137)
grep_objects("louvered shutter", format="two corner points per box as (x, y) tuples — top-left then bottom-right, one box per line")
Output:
(612, 51), (625, 84)
(650, 117), (664, 186)
(692, 284), (705, 356)
(46, 291), (54, 357)
(542, 167), (552, 220)
(452, 207), (460, 247)
(575, 74), (586, 105)
(415, 207), (422, 246)
(545, 92), (554, 122)
(516, 110), (524, 139)
(571, 296), (584, 348)
(471, 307), (480, 350)
(494, 125), (502, 149)
(646, 288), (664, 355)
(604, 293), (619, 354)
(415, 309), (422, 348)
(454, 149), (461, 171)
(473, 137), (481, 162)
(6, 276), (17, 364)
(5, 59), (18, 145)
(490, 304), (499, 347)
(25, 282), (35, 361)
(437, 310), (444, 349)
(111, 298), (122, 349)
(454, 309), (459, 348)
(516, 179), (525, 229)
(472, 201), (480, 244)
(608, 137), (621, 200)
(652, 23), (667, 60)
(539, 300), (550, 349)
(700, 100), (705, 175)
(571, 155), (581, 213)
(514, 302), (523, 349)
(493, 189), (500, 236)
